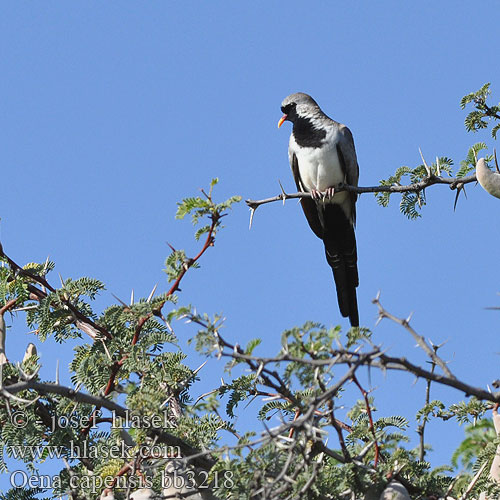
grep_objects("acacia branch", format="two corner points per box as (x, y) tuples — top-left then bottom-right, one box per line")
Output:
(245, 174), (477, 211)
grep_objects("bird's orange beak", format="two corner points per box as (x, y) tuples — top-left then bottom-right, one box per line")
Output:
(277, 114), (287, 128)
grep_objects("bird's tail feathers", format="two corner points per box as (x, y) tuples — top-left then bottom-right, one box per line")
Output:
(326, 249), (359, 327)
(323, 204), (359, 327)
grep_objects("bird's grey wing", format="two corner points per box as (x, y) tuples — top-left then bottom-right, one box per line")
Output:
(290, 153), (323, 239)
(327, 123), (359, 326)
(336, 124), (359, 224)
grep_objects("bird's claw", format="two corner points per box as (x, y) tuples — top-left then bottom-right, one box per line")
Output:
(325, 187), (335, 200)
(311, 189), (322, 200)
(311, 188), (335, 200)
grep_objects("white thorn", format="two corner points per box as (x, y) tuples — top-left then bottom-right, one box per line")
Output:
(58, 273), (64, 287)
(192, 360), (207, 375)
(101, 339), (113, 361)
(147, 283), (158, 303)
(436, 156), (441, 177)
(262, 394), (282, 402)
(56, 359), (60, 385)
(406, 311), (414, 323)
(249, 208), (256, 230)
(42, 255), (50, 276)
(419, 147), (432, 176)
(255, 362), (264, 379)
(278, 180), (287, 205)
(130, 289), (134, 306)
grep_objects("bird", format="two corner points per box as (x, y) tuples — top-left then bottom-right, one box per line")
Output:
(23, 342), (37, 363)
(476, 156), (500, 199)
(278, 92), (360, 326)
(379, 481), (411, 500)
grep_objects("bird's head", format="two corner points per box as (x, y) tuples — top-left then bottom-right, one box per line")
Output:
(278, 92), (320, 128)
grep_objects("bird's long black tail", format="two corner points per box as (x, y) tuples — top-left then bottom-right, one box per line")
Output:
(322, 204), (359, 327)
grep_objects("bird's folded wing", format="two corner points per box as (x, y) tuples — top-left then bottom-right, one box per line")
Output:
(336, 124), (360, 224)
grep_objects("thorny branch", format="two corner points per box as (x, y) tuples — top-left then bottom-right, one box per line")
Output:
(245, 173), (477, 224)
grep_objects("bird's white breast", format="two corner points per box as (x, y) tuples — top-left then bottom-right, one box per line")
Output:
(289, 127), (348, 205)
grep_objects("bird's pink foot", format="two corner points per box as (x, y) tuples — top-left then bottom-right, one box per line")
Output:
(325, 187), (336, 200)
(311, 189), (322, 200)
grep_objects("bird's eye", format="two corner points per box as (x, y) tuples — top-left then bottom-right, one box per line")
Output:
(281, 103), (295, 114)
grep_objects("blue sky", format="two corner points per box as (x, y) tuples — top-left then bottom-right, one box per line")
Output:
(1, 1), (500, 492)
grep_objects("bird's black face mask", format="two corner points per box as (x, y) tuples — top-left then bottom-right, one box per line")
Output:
(278, 103), (297, 127)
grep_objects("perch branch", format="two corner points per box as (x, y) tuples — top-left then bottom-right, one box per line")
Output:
(245, 174), (477, 211)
